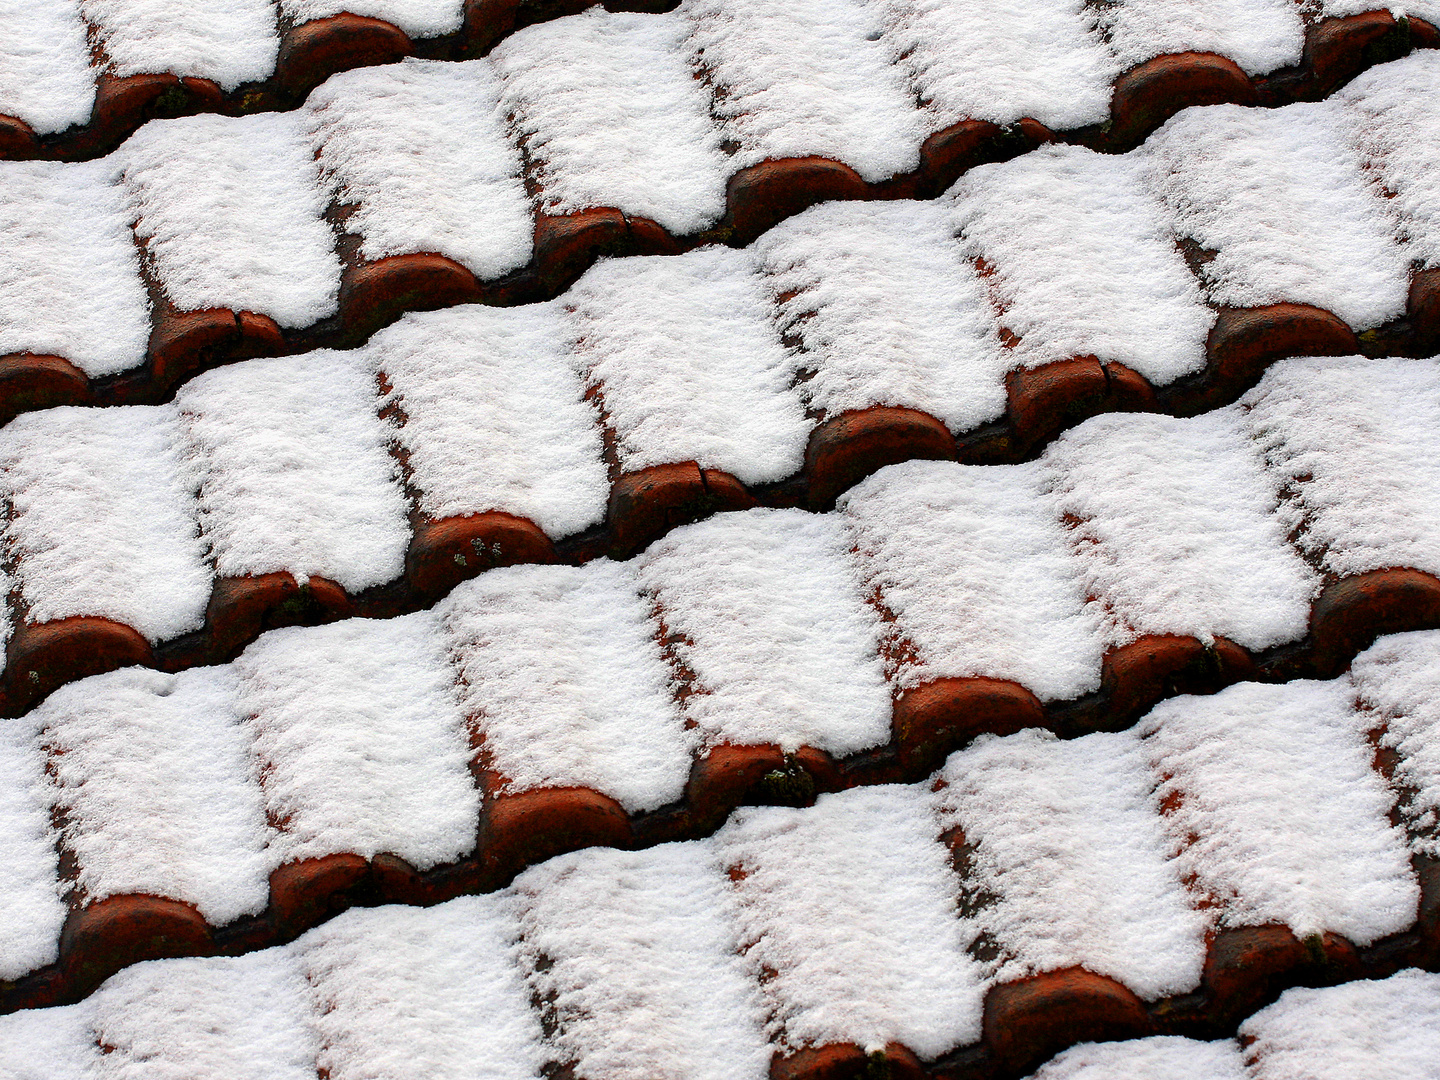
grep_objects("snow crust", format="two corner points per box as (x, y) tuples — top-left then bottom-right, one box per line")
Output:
(1339, 50), (1440, 270)
(443, 560), (693, 813)
(177, 352), (410, 593)
(308, 60), (533, 280)
(568, 248), (811, 486)
(1242, 356), (1440, 579)
(842, 459), (1104, 702)
(1351, 630), (1440, 856)
(80, 0), (279, 90)
(950, 145), (1212, 384)
(279, 0), (465, 37)
(638, 508), (890, 755)
(1044, 410), (1317, 650)
(1241, 970), (1440, 1080)
(0, 0), (95, 134)
(755, 199), (1008, 431)
(0, 718), (64, 982)
(718, 785), (983, 1058)
(369, 303), (608, 538)
(682, 0), (924, 182)
(296, 897), (544, 1080)
(91, 950), (319, 1080)
(1142, 102), (1409, 329)
(1097, 0), (1304, 76)
(37, 666), (270, 926)
(1141, 679), (1418, 945)
(0, 405), (211, 643)
(0, 1002), (98, 1079)
(510, 843), (770, 1080)
(0, 160), (151, 377)
(119, 112), (340, 328)
(234, 612), (479, 870)
(875, 0), (1116, 131)
(494, 10), (729, 235)
(938, 729), (1207, 1001)
(1029, 1036), (1245, 1080)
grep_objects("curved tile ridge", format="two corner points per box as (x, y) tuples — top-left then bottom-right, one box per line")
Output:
(2, 636), (1440, 1078)
(0, 0), (1434, 165)
(5, 41), (1440, 427)
(1, 342), (1437, 710)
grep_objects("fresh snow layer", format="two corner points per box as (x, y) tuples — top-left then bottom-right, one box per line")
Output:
(119, 112), (341, 328)
(510, 843), (771, 1080)
(755, 200), (1009, 431)
(0, 718), (65, 982)
(1142, 101), (1409, 329)
(177, 353), (410, 592)
(91, 949), (320, 1080)
(279, 0), (465, 37)
(568, 248), (811, 486)
(950, 145), (1213, 384)
(80, 0), (279, 90)
(1096, 0), (1304, 76)
(296, 897), (544, 1080)
(0, 405), (211, 643)
(1242, 355), (1440, 579)
(1241, 970), (1440, 1080)
(443, 560), (693, 814)
(842, 459), (1104, 702)
(38, 666), (270, 926)
(1141, 679), (1418, 945)
(682, 0), (925, 182)
(1339, 50), (1440, 270)
(308, 60), (533, 280)
(718, 785), (983, 1058)
(1043, 410), (1317, 651)
(876, 0), (1116, 131)
(0, 0), (95, 134)
(1029, 1036), (1246, 1080)
(234, 612), (479, 869)
(0, 160), (151, 377)
(494, 10), (729, 235)
(1351, 630), (1440, 856)
(369, 303), (608, 538)
(939, 730), (1207, 1001)
(0, 1002), (99, 1080)
(638, 509), (890, 756)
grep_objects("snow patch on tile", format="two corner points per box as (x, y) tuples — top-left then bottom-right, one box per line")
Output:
(0, 159), (151, 377)
(177, 352), (410, 593)
(0, 1002), (99, 1079)
(296, 897), (544, 1080)
(842, 459), (1104, 702)
(495, 9), (729, 235)
(38, 666), (270, 926)
(0, 405), (212, 643)
(683, 0), (925, 182)
(756, 199), (1009, 431)
(444, 560), (693, 814)
(510, 843), (770, 1080)
(0, 717), (65, 983)
(568, 248), (811, 486)
(81, 0), (280, 90)
(370, 302), (607, 538)
(234, 612), (479, 870)
(1044, 410), (1317, 651)
(120, 111), (341, 328)
(0, 0), (95, 134)
(1029, 1035), (1246, 1080)
(279, 0), (464, 37)
(1097, 0), (1304, 76)
(639, 508), (890, 756)
(1141, 679), (1418, 945)
(950, 145), (1213, 384)
(718, 784), (984, 1058)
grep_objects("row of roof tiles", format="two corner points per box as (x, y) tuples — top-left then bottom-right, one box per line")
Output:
(1, 0), (1432, 159)
(2, 627), (1440, 1073)
(0, 349), (1435, 710)
(4, 30), (1440, 422)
